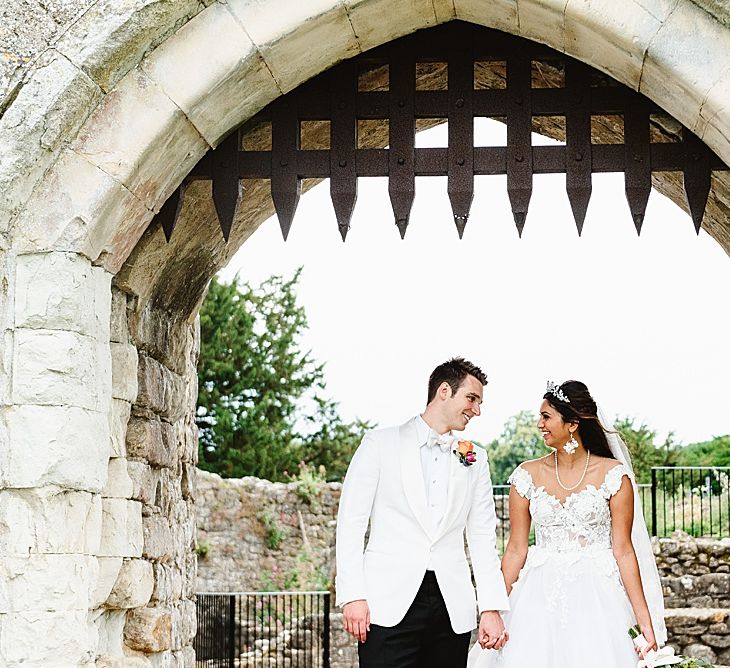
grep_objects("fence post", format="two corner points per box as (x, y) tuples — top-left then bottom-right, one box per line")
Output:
(651, 468), (658, 537)
(228, 594), (236, 668)
(323, 592), (331, 668)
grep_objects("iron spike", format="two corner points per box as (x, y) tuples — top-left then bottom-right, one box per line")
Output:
(211, 134), (240, 241)
(157, 185), (184, 242)
(330, 187), (357, 241)
(683, 132), (711, 235)
(513, 211), (526, 238)
(273, 185), (301, 241)
(566, 186), (591, 236)
(454, 214), (468, 239)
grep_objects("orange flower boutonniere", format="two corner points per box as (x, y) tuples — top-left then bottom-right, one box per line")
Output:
(454, 440), (477, 467)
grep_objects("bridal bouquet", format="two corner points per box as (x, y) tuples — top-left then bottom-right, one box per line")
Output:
(628, 626), (715, 668)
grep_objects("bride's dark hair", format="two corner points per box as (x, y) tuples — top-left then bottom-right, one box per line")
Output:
(543, 380), (614, 458)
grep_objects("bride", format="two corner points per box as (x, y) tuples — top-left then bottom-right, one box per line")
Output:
(468, 380), (666, 667)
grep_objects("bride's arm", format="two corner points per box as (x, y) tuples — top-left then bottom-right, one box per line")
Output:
(501, 487), (530, 593)
(610, 475), (658, 652)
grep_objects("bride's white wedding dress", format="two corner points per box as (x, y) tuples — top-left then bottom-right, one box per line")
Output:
(468, 463), (639, 668)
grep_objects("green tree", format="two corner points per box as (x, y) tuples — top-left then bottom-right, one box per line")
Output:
(613, 417), (677, 483)
(196, 271), (370, 481)
(485, 411), (547, 484)
(675, 435), (730, 468)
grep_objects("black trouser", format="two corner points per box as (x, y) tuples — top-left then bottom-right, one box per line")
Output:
(358, 571), (471, 668)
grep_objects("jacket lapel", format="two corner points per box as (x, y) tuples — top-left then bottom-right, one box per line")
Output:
(398, 419), (434, 539)
(433, 443), (471, 541)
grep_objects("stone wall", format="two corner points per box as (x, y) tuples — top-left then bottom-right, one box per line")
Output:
(196, 470), (340, 593)
(92, 286), (200, 667)
(197, 472), (730, 667)
(654, 532), (730, 664)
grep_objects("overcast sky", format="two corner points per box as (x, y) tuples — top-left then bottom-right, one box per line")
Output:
(219, 121), (730, 447)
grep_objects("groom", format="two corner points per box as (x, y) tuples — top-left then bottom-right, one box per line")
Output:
(335, 358), (509, 667)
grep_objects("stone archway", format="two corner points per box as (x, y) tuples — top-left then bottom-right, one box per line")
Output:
(2, 2), (730, 666)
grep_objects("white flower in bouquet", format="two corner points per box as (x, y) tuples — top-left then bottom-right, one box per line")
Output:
(628, 626), (715, 668)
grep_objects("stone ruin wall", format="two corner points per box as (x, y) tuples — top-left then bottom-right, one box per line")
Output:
(92, 284), (200, 667)
(197, 470), (730, 667)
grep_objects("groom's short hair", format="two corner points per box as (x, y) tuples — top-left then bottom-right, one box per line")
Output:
(427, 357), (487, 404)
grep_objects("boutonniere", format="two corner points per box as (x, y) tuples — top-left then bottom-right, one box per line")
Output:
(454, 440), (477, 467)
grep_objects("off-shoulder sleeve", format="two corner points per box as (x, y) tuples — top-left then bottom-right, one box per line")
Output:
(602, 463), (634, 498)
(508, 465), (534, 499)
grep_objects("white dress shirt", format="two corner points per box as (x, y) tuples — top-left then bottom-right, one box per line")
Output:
(415, 415), (452, 567)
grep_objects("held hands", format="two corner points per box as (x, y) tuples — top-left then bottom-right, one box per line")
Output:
(343, 599), (371, 643)
(478, 610), (509, 651)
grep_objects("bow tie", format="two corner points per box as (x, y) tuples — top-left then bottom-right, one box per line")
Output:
(426, 432), (454, 452)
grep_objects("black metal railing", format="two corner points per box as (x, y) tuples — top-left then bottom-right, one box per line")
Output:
(195, 591), (330, 667)
(650, 466), (730, 538)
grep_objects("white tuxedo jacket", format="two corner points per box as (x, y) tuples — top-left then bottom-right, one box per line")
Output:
(335, 417), (509, 634)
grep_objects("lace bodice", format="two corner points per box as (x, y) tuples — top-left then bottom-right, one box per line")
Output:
(508, 463), (632, 553)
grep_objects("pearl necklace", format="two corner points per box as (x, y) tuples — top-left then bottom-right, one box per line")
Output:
(554, 449), (591, 491)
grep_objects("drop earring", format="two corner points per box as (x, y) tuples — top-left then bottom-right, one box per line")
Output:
(564, 431), (579, 455)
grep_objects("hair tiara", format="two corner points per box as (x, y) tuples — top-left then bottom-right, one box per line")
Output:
(546, 380), (570, 403)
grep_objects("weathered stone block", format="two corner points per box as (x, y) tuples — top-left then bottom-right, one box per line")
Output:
(146, 649), (174, 668)
(0, 608), (97, 666)
(72, 68), (208, 211)
(0, 326), (12, 408)
(702, 633), (730, 648)
(111, 342), (139, 402)
(0, 488), (102, 555)
(684, 643), (717, 663)
(109, 399), (132, 458)
(54, 0), (204, 92)
(143, 514), (174, 561)
(0, 554), (98, 613)
(124, 606), (172, 653)
(10, 148), (152, 268)
(110, 288), (129, 344)
(127, 460), (157, 505)
(12, 329), (111, 411)
(150, 563), (183, 604)
(141, 1), (279, 147)
(96, 653), (152, 668)
(93, 608), (127, 658)
(226, 0), (359, 93)
(171, 647), (195, 668)
(564, 0), (669, 90)
(0, 405), (109, 490)
(641, 0), (730, 134)
(516, 0), (566, 47)
(103, 458), (135, 499)
(451, 0), (518, 33)
(99, 499), (143, 558)
(126, 417), (176, 469)
(180, 463), (196, 501)
(93, 557), (124, 608)
(106, 558), (154, 609)
(170, 599), (196, 651)
(136, 354), (187, 422)
(0, 49), (102, 232)
(345, 0), (436, 51)
(14, 252), (111, 340)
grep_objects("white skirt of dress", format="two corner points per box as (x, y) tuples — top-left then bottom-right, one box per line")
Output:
(468, 548), (638, 668)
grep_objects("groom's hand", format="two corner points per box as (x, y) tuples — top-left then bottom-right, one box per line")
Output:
(478, 610), (508, 650)
(343, 599), (371, 643)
